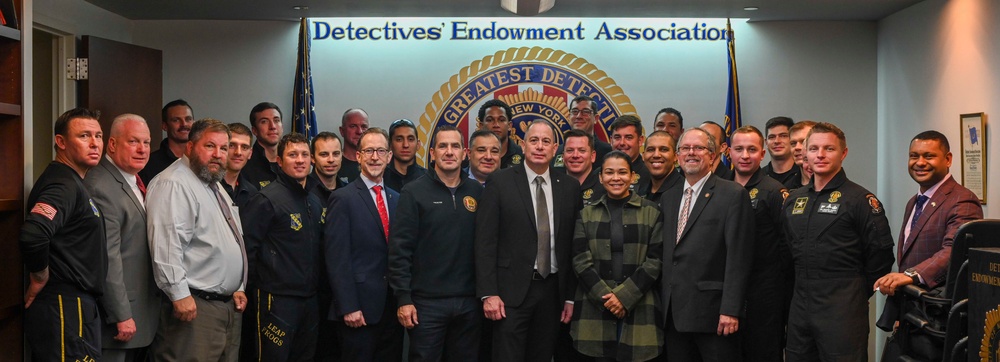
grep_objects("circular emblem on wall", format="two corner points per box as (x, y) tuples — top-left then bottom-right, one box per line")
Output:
(417, 46), (638, 166)
(981, 307), (1000, 361)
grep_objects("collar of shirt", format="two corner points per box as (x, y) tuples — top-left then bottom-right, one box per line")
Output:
(684, 172), (711, 196)
(918, 174), (951, 200)
(524, 165), (551, 186)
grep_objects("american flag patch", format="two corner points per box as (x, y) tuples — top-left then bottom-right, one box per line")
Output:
(30, 202), (57, 221)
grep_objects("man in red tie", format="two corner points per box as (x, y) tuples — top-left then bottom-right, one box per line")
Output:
(325, 127), (403, 362)
(84, 113), (162, 361)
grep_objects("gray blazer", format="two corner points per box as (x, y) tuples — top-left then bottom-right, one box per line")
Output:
(85, 157), (161, 349)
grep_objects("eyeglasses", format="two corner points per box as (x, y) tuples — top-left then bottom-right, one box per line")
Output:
(677, 145), (710, 154)
(569, 109), (594, 116)
(360, 148), (390, 157)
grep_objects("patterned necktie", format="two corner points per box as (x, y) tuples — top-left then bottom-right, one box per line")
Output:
(677, 188), (693, 244)
(210, 182), (248, 286)
(911, 195), (930, 230)
(135, 175), (146, 200)
(534, 176), (551, 278)
(373, 185), (390, 240)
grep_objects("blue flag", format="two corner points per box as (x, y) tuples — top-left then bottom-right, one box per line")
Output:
(722, 19), (742, 168)
(293, 17), (318, 140)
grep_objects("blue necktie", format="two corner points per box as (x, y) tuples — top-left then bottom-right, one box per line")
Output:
(911, 195), (929, 230)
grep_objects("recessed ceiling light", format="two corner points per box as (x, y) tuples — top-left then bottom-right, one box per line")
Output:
(743, 6), (759, 11)
(293, 6), (309, 10)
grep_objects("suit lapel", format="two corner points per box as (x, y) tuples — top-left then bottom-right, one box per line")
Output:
(678, 176), (715, 244)
(898, 195), (917, 258)
(663, 183), (682, 243)
(102, 159), (146, 220)
(551, 173), (564, 234)
(902, 178), (956, 257)
(354, 179), (382, 226)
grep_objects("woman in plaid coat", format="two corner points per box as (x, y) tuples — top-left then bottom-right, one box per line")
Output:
(570, 151), (664, 362)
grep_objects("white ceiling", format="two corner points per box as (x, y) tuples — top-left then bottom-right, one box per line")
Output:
(84, 0), (924, 21)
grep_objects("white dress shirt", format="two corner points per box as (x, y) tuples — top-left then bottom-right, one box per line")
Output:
(525, 166), (557, 274)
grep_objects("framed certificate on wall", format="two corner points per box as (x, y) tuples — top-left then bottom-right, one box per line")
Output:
(960, 112), (987, 204)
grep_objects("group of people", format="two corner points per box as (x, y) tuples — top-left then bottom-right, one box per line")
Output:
(19, 94), (983, 362)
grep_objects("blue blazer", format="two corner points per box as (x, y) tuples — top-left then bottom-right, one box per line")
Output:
(325, 178), (398, 323)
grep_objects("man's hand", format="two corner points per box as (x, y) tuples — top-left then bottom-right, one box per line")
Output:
(172, 296), (197, 322)
(560, 302), (575, 324)
(717, 314), (739, 336)
(233, 291), (247, 313)
(483, 296), (506, 321)
(397, 305), (419, 329)
(24, 268), (49, 308)
(344, 310), (367, 328)
(114, 318), (137, 342)
(874, 272), (914, 296)
(602, 293), (625, 319)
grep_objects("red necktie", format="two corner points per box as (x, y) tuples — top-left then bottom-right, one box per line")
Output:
(136, 175), (147, 200)
(372, 185), (390, 240)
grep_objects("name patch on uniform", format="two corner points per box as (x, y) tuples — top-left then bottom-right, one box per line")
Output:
(818, 202), (840, 214)
(464, 196), (478, 212)
(30, 202), (57, 221)
(290, 213), (303, 231)
(792, 197), (808, 215)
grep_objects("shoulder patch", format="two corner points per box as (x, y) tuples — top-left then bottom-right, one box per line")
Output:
(290, 213), (303, 231)
(511, 154), (522, 165)
(553, 155), (564, 167)
(866, 193), (883, 214)
(30, 202), (58, 221)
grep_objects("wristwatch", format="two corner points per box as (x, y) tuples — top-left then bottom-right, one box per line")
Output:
(903, 268), (921, 285)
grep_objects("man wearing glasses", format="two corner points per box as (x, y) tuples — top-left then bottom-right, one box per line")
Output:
(555, 95), (612, 170)
(325, 127), (403, 361)
(384, 119), (427, 192)
(761, 116), (800, 186)
(477, 100), (524, 169)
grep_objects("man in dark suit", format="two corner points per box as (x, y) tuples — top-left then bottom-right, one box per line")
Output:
(85, 114), (161, 361)
(476, 120), (581, 362)
(874, 130), (983, 294)
(659, 127), (753, 362)
(325, 127), (403, 362)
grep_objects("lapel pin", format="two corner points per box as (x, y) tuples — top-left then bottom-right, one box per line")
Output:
(705, 193), (710, 198)
(931, 202), (936, 207)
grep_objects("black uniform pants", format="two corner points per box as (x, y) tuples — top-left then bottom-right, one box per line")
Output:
(785, 276), (869, 362)
(252, 290), (319, 362)
(740, 269), (792, 362)
(25, 284), (101, 362)
(493, 274), (561, 362)
(407, 296), (481, 362)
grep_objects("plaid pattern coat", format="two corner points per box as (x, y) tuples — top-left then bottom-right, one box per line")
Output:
(570, 193), (664, 361)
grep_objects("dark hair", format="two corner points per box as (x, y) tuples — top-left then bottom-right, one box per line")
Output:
(249, 102), (282, 124)
(601, 150), (633, 171)
(162, 99), (192, 123)
(431, 125), (462, 147)
(54, 108), (100, 137)
(789, 120), (817, 134)
(609, 115), (643, 135)
(645, 130), (676, 149)
(570, 95), (598, 113)
(912, 130), (951, 153)
(311, 131), (342, 154)
(563, 129), (594, 151)
(389, 119), (417, 139)
(654, 108), (683, 128)
(806, 122), (847, 149)
(477, 99), (513, 123)
(527, 120), (558, 139)
(277, 133), (309, 158)
(764, 116), (794, 134)
(227, 122), (252, 139)
(732, 125), (764, 147)
(469, 129), (500, 148)
(189, 118), (230, 143)
(359, 127), (390, 149)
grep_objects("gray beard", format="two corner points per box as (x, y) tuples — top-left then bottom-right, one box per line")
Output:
(191, 161), (225, 184)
